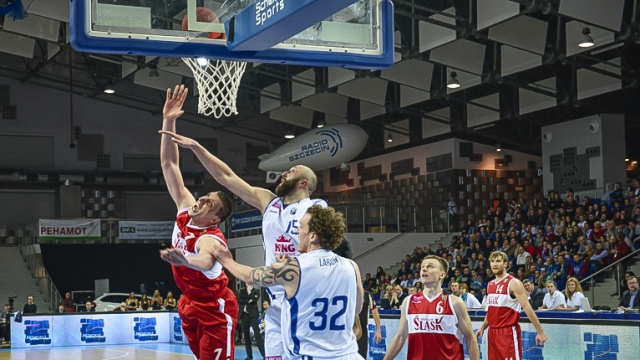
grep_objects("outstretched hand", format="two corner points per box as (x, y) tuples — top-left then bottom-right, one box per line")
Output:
(160, 248), (189, 267)
(158, 130), (199, 149)
(163, 85), (188, 120)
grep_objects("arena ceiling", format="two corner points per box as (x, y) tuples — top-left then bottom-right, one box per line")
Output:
(0, 0), (639, 167)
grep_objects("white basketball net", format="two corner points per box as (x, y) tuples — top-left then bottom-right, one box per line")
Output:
(182, 58), (247, 118)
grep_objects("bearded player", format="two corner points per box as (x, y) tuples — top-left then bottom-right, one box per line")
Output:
(384, 255), (479, 360)
(160, 128), (326, 360)
(159, 85), (237, 360)
(476, 251), (547, 360)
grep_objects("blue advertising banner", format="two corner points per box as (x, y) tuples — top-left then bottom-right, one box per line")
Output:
(230, 209), (263, 232)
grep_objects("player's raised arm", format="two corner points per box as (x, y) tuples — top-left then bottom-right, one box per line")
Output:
(160, 85), (196, 210)
(160, 235), (222, 271)
(158, 130), (276, 212)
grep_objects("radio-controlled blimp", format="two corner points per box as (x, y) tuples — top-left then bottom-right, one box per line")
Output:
(258, 124), (369, 171)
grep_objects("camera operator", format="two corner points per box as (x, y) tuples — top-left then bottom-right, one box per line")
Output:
(0, 303), (11, 344)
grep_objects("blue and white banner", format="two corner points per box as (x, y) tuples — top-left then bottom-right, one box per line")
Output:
(118, 221), (174, 240)
(12, 313), (170, 348)
(230, 209), (263, 232)
(367, 319), (640, 360)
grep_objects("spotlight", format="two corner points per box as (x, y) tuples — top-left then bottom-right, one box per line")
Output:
(447, 71), (461, 89)
(578, 27), (595, 48)
(284, 130), (295, 139)
(103, 84), (115, 94)
(317, 119), (327, 128)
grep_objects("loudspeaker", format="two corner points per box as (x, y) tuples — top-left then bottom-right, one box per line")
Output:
(266, 171), (281, 183)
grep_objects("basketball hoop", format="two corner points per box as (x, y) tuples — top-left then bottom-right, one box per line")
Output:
(182, 57), (247, 118)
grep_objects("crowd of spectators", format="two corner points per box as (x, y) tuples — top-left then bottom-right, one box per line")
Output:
(364, 180), (640, 309)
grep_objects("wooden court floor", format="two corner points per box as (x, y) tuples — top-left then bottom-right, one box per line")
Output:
(0, 344), (259, 360)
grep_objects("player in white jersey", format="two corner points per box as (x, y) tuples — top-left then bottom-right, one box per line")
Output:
(211, 205), (365, 360)
(160, 129), (327, 359)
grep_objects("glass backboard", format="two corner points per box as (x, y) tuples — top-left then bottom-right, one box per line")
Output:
(71, 0), (394, 69)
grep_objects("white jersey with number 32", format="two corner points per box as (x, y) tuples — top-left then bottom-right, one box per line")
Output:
(281, 249), (360, 359)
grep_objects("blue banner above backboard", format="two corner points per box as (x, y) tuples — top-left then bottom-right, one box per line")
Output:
(227, 0), (360, 52)
(230, 209), (263, 232)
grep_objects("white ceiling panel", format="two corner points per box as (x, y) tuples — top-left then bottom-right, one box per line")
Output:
(501, 45), (542, 77)
(301, 93), (348, 117)
(559, 0), (624, 32)
(467, 94), (500, 127)
(381, 59), (433, 90)
(328, 67), (356, 88)
(488, 16), (548, 55)
(565, 21), (615, 57)
(133, 69), (182, 91)
(385, 120), (410, 149)
(430, 39), (486, 75)
(418, 7), (457, 53)
(0, 32), (35, 58)
(445, 68), (482, 93)
(270, 106), (314, 128)
(3, 13), (60, 42)
(476, 0), (520, 30)
(519, 78), (557, 115)
(337, 78), (388, 105)
(422, 117), (451, 139)
(260, 83), (281, 113)
(400, 85), (430, 108)
(291, 69), (316, 102)
(28, 0), (70, 23)
(577, 59), (622, 100)
(360, 101), (386, 120)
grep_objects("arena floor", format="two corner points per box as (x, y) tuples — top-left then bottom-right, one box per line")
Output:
(0, 343), (261, 360)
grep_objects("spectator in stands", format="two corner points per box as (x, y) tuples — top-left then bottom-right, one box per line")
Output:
(601, 183), (614, 205)
(536, 269), (550, 289)
(363, 273), (375, 292)
(448, 196), (458, 232)
(617, 275), (640, 311)
(1, 304), (11, 343)
(23, 295), (37, 314)
(540, 280), (566, 310)
(62, 292), (75, 312)
(407, 286), (417, 295)
(523, 279), (545, 309)
(389, 285), (406, 309)
(400, 273), (411, 288)
(55, 304), (65, 313)
(458, 283), (482, 309)
(389, 272), (400, 286)
(561, 277), (585, 311)
(609, 233), (631, 265)
(458, 267), (472, 288)
(568, 254), (588, 281)
(415, 281), (423, 293)
(151, 290), (163, 310)
(80, 301), (95, 312)
(113, 302), (127, 312)
(550, 255), (568, 284)
(610, 182), (626, 206)
(375, 266), (386, 279)
(126, 292), (139, 311)
(590, 221), (605, 242)
(164, 291), (177, 310)
(435, 242), (445, 257)
(379, 285), (393, 309)
(516, 246), (532, 268)
(139, 294), (151, 311)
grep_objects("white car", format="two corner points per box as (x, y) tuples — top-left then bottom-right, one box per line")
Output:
(93, 293), (143, 312)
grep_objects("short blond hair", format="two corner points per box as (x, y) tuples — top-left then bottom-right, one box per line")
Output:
(489, 251), (508, 263)
(422, 255), (449, 275)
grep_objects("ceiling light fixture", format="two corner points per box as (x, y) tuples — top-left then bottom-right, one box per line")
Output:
(103, 84), (115, 94)
(447, 71), (461, 89)
(496, 143), (502, 152)
(284, 130), (295, 139)
(578, 27), (595, 48)
(387, 132), (393, 143)
(196, 57), (209, 67)
(317, 119), (327, 128)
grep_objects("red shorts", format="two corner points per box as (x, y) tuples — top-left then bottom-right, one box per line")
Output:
(179, 287), (238, 360)
(488, 325), (522, 360)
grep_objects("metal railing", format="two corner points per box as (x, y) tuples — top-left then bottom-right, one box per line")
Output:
(17, 224), (63, 311)
(580, 247), (640, 306)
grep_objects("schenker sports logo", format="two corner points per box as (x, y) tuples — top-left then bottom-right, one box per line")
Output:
(288, 128), (343, 162)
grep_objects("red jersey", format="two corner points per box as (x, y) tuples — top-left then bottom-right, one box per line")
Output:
(486, 275), (521, 328)
(406, 291), (464, 360)
(171, 209), (229, 301)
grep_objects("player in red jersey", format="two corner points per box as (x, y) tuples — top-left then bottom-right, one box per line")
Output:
(384, 255), (479, 360)
(159, 85), (237, 360)
(476, 251), (547, 360)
